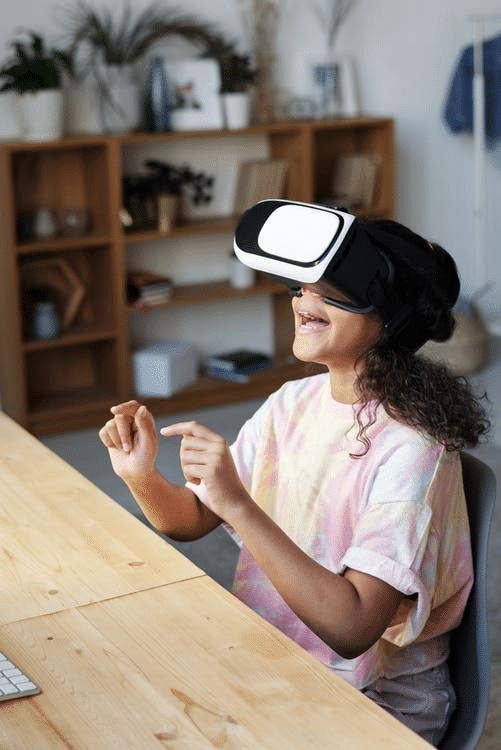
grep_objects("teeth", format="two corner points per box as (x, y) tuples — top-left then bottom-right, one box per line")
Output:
(301, 312), (327, 324)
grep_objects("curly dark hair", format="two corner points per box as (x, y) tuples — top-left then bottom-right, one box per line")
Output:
(351, 218), (490, 456)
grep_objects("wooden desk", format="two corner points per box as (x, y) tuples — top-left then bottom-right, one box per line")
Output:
(0, 413), (431, 748)
(0, 413), (202, 624)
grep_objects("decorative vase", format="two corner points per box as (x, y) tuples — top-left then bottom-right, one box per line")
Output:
(222, 92), (251, 129)
(144, 56), (171, 133)
(157, 194), (178, 233)
(100, 64), (141, 134)
(32, 301), (61, 341)
(33, 208), (58, 240)
(229, 253), (255, 289)
(254, 71), (276, 124)
(65, 78), (103, 135)
(18, 89), (64, 141)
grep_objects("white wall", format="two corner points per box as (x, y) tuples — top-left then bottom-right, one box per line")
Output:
(2, 0), (501, 345)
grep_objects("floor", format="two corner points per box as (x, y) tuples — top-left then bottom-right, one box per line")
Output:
(41, 338), (501, 749)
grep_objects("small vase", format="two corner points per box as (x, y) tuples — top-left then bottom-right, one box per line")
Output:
(229, 254), (255, 289)
(144, 56), (170, 133)
(33, 207), (58, 240)
(32, 302), (61, 341)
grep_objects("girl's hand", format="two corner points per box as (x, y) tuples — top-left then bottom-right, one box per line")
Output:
(99, 401), (158, 480)
(160, 421), (248, 520)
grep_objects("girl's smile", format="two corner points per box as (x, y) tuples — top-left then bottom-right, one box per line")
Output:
(291, 286), (382, 400)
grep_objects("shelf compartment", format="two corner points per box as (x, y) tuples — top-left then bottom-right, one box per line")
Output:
(20, 245), (119, 342)
(22, 325), (117, 352)
(11, 143), (112, 243)
(25, 339), (119, 417)
(311, 119), (394, 213)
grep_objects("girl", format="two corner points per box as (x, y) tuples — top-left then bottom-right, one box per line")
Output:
(99, 204), (489, 746)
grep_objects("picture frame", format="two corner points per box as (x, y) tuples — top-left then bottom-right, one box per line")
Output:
(312, 56), (359, 118)
(164, 58), (224, 131)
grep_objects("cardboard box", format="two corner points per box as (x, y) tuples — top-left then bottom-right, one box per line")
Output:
(132, 341), (199, 397)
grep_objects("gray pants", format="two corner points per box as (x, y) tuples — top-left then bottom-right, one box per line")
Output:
(362, 662), (456, 747)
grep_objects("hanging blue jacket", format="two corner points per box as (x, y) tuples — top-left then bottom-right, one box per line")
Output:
(444, 34), (501, 139)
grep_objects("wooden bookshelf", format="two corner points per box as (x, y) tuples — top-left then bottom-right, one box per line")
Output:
(0, 117), (394, 435)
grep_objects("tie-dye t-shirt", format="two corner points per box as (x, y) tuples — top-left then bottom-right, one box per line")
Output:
(193, 373), (473, 689)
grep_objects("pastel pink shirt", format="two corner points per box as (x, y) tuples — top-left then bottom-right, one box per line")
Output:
(192, 374), (473, 689)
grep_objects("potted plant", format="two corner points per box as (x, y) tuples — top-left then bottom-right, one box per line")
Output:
(58, 1), (226, 133)
(0, 30), (72, 140)
(204, 34), (257, 128)
(122, 159), (214, 232)
(221, 52), (257, 128)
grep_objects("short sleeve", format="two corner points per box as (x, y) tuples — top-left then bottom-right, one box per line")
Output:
(339, 442), (468, 646)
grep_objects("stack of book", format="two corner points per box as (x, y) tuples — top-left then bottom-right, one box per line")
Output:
(205, 349), (274, 382)
(127, 270), (173, 306)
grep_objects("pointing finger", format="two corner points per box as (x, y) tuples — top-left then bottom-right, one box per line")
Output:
(160, 421), (219, 440)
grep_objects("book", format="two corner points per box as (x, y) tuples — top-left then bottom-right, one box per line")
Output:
(206, 366), (254, 383)
(206, 349), (273, 372)
(127, 270), (173, 305)
(233, 159), (288, 215)
(328, 153), (382, 209)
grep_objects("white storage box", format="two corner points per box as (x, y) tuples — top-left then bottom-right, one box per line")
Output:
(132, 341), (199, 397)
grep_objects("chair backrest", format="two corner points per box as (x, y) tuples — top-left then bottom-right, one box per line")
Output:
(439, 452), (497, 750)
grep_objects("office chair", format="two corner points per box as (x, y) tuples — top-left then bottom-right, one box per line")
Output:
(438, 452), (497, 750)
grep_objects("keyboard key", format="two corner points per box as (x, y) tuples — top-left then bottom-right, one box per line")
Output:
(0, 650), (40, 701)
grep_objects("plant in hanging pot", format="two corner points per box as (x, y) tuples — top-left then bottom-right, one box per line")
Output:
(58, 1), (226, 134)
(0, 30), (72, 140)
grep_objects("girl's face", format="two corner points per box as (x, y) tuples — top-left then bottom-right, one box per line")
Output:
(291, 285), (382, 371)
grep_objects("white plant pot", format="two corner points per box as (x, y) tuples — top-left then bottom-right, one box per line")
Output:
(222, 92), (251, 129)
(0, 92), (21, 138)
(18, 89), (64, 142)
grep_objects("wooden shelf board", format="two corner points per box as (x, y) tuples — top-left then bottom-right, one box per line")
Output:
(23, 325), (117, 352)
(124, 216), (236, 243)
(143, 358), (326, 416)
(16, 234), (112, 255)
(128, 277), (287, 311)
(26, 384), (117, 420)
(117, 117), (393, 146)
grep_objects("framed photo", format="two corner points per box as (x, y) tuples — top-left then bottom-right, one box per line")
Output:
(312, 56), (359, 118)
(165, 58), (224, 131)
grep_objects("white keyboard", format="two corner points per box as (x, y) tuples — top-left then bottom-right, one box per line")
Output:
(0, 650), (40, 701)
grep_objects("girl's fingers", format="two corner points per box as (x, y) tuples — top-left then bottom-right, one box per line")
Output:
(99, 419), (123, 450)
(114, 413), (134, 453)
(110, 400), (141, 417)
(160, 421), (220, 440)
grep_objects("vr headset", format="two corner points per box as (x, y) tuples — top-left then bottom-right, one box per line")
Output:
(234, 200), (449, 351)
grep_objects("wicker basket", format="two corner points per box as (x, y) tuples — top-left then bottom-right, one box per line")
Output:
(419, 306), (488, 375)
